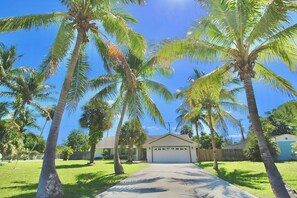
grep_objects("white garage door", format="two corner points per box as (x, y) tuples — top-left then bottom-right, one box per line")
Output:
(152, 146), (191, 163)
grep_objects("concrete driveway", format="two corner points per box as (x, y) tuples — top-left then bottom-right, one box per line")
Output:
(97, 163), (255, 198)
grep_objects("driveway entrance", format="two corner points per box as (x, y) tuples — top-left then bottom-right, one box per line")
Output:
(97, 163), (255, 198)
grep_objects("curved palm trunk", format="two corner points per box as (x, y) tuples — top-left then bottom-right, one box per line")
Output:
(207, 107), (218, 170)
(30, 120), (47, 152)
(89, 144), (96, 164)
(243, 77), (289, 198)
(114, 99), (128, 174)
(194, 122), (200, 162)
(36, 28), (84, 198)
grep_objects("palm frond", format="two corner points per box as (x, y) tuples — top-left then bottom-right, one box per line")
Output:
(67, 48), (90, 112)
(0, 12), (66, 32)
(255, 62), (297, 97)
(40, 19), (75, 78)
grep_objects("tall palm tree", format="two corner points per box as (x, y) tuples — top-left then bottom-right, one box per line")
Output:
(80, 99), (113, 164)
(90, 51), (172, 174)
(156, 0), (297, 196)
(184, 69), (244, 170)
(0, 1), (146, 196)
(176, 68), (208, 161)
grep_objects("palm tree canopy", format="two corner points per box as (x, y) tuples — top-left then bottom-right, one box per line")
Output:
(90, 51), (173, 126)
(184, 68), (245, 135)
(0, 69), (54, 117)
(156, 0), (297, 96)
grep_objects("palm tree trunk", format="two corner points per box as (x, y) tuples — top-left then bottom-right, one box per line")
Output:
(243, 77), (289, 198)
(30, 120), (47, 152)
(128, 141), (133, 162)
(89, 144), (96, 164)
(194, 122), (200, 162)
(114, 99), (128, 174)
(207, 107), (218, 170)
(36, 28), (85, 198)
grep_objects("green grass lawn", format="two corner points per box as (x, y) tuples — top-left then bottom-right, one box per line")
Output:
(0, 160), (149, 198)
(196, 161), (297, 198)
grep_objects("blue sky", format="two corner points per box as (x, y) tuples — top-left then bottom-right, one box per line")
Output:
(0, 0), (296, 144)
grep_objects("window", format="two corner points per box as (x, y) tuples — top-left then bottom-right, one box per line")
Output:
(180, 148), (184, 150)
(162, 148), (165, 150)
(184, 148), (188, 150)
(176, 148), (179, 150)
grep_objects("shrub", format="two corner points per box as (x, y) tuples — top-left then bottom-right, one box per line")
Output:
(102, 149), (113, 160)
(57, 146), (73, 161)
(244, 134), (279, 161)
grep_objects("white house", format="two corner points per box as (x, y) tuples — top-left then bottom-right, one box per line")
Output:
(272, 134), (297, 161)
(95, 133), (198, 163)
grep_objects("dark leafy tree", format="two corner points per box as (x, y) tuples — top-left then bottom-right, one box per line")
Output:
(80, 99), (113, 164)
(24, 132), (46, 153)
(244, 134), (278, 161)
(180, 125), (193, 138)
(120, 120), (147, 162)
(66, 129), (89, 152)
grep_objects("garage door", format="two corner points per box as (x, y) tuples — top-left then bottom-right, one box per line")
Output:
(152, 146), (191, 163)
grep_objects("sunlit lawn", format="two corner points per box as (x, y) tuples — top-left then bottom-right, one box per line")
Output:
(0, 160), (149, 198)
(196, 161), (297, 198)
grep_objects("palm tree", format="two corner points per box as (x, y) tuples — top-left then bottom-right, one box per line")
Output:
(16, 108), (41, 134)
(0, 1), (146, 196)
(156, 1), (297, 196)
(90, 51), (172, 174)
(119, 119), (147, 162)
(184, 69), (244, 170)
(79, 99), (113, 164)
(0, 69), (53, 124)
(0, 43), (22, 86)
(39, 105), (56, 138)
(176, 68), (208, 161)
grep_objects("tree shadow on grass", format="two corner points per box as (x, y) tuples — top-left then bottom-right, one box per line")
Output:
(63, 172), (128, 198)
(216, 168), (268, 190)
(3, 181), (37, 198)
(56, 163), (89, 169)
(197, 162), (225, 169)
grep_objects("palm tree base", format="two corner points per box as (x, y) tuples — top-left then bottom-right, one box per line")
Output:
(36, 170), (63, 198)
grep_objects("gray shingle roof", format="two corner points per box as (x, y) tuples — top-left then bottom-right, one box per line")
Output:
(96, 134), (193, 149)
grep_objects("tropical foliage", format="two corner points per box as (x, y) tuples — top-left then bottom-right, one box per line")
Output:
(244, 134), (279, 162)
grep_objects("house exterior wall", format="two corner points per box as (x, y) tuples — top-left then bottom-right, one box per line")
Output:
(146, 135), (197, 163)
(273, 134), (297, 161)
(95, 147), (141, 160)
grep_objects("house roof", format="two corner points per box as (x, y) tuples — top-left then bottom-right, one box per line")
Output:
(273, 134), (297, 142)
(96, 133), (194, 149)
(147, 133), (194, 144)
